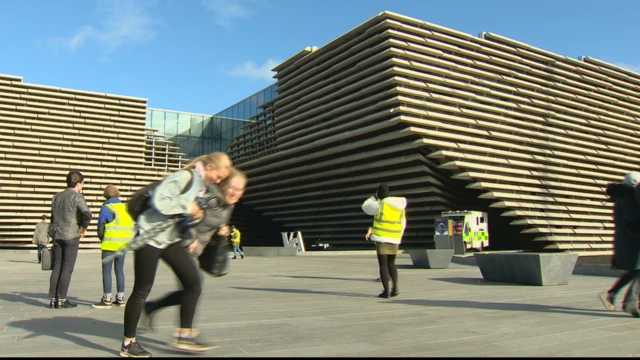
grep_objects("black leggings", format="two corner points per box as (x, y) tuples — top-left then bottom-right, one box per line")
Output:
(377, 254), (398, 293)
(150, 258), (203, 313)
(610, 269), (640, 296)
(124, 242), (201, 338)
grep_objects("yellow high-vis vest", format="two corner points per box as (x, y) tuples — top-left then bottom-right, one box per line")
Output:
(231, 229), (241, 243)
(102, 203), (136, 251)
(371, 200), (406, 239)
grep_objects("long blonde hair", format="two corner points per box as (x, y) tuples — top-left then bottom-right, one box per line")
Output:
(183, 152), (232, 171)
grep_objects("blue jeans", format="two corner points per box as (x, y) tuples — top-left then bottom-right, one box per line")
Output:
(102, 251), (125, 297)
(233, 244), (244, 258)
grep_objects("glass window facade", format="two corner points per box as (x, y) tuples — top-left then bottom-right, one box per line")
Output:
(145, 83), (277, 160)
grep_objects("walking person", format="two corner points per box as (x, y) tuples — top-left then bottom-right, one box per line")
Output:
(120, 152), (231, 358)
(230, 225), (244, 259)
(599, 171), (640, 316)
(48, 170), (92, 309)
(145, 168), (248, 339)
(362, 184), (407, 298)
(33, 215), (50, 264)
(93, 185), (135, 309)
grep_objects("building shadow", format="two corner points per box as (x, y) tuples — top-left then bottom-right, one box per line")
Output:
(395, 264), (428, 270)
(272, 275), (378, 282)
(7, 316), (118, 355)
(389, 298), (623, 319)
(232, 286), (375, 298)
(6, 316), (167, 356)
(0, 292), (51, 308)
(430, 277), (517, 286)
(0, 292), (92, 308)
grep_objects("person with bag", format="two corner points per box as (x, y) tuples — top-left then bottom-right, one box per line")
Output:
(48, 171), (92, 309)
(194, 168), (247, 274)
(599, 171), (640, 317)
(93, 185), (135, 309)
(33, 214), (50, 264)
(362, 183), (407, 299)
(142, 168), (248, 339)
(119, 152), (231, 358)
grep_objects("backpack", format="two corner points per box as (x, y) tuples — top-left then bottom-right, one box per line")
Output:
(127, 170), (194, 221)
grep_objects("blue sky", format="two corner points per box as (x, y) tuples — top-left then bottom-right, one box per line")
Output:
(1, 0), (639, 115)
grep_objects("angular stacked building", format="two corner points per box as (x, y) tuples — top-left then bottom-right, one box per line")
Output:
(2, 11), (639, 254)
(0, 73), (183, 249)
(228, 11), (640, 253)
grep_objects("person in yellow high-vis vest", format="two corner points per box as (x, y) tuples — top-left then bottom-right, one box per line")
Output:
(362, 183), (407, 299)
(230, 225), (244, 259)
(93, 185), (136, 309)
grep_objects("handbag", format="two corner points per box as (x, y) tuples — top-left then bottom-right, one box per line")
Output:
(198, 233), (230, 277)
(41, 246), (53, 271)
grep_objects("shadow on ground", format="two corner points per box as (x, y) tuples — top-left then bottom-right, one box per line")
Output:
(272, 275), (379, 282)
(7, 260), (38, 264)
(7, 317), (122, 355)
(0, 292), (94, 308)
(430, 277), (517, 286)
(396, 264), (435, 270)
(232, 286), (376, 298)
(5, 316), (170, 356)
(232, 286), (625, 319)
(389, 298), (625, 319)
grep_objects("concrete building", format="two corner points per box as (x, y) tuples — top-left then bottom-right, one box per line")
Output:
(0, 74), (183, 249)
(0, 75), (274, 249)
(3, 11), (640, 254)
(227, 11), (640, 253)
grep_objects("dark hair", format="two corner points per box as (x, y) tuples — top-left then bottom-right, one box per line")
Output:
(41, 214), (47, 220)
(376, 183), (390, 199)
(66, 171), (84, 188)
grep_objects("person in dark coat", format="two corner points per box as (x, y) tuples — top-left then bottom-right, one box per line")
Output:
(599, 171), (640, 317)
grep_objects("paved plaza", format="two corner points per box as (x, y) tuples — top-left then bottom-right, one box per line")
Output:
(2, 250), (640, 357)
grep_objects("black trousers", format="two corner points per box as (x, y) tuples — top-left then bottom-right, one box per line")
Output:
(150, 256), (204, 313)
(123, 242), (201, 338)
(48, 238), (80, 299)
(610, 269), (640, 296)
(377, 254), (398, 293)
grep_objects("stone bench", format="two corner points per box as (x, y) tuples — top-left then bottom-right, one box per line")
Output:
(473, 252), (579, 286)
(242, 247), (298, 257)
(408, 249), (454, 269)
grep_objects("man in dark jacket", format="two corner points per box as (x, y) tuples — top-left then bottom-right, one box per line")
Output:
(599, 171), (640, 317)
(48, 171), (92, 309)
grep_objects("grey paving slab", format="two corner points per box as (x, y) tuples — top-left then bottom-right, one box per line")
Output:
(2, 251), (640, 357)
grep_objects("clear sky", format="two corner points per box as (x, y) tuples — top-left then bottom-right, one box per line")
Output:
(1, 0), (638, 115)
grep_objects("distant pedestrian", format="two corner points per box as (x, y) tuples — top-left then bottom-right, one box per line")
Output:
(230, 225), (244, 259)
(93, 185), (135, 309)
(362, 184), (407, 298)
(48, 170), (92, 309)
(33, 215), (50, 264)
(599, 171), (640, 317)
